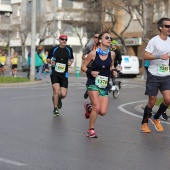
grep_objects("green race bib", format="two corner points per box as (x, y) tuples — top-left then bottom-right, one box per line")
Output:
(157, 64), (169, 75)
(55, 62), (66, 73)
(95, 75), (108, 88)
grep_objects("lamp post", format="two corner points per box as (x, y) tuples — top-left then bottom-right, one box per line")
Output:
(30, 0), (36, 81)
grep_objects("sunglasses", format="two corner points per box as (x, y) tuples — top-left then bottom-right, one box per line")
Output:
(105, 36), (112, 40)
(60, 38), (67, 41)
(94, 36), (98, 38)
(164, 25), (170, 28)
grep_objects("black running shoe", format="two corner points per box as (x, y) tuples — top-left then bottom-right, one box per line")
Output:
(161, 112), (168, 121)
(53, 108), (59, 116)
(58, 98), (62, 109)
(84, 90), (88, 99)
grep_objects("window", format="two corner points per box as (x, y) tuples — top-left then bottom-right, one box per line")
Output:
(61, 22), (73, 35)
(1, 0), (10, 5)
(17, 6), (21, 17)
(62, 0), (73, 8)
(16, 28), (19, 39)
(105, 8), (114, 22)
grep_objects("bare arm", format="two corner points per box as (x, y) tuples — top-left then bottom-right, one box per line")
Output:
(81, 51), (95, 73)
(110, 51), (117, 77)
(82, 54), (86, 60)
(81, 51), (100, 77)
(144, 51), (170, 60)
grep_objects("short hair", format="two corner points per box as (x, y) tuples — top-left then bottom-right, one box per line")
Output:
(97, 31), (110, 46)
(157, 17), (170, 31)
(37, 45), (43, 50)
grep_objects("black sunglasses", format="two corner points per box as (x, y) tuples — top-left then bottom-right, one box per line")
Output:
(164, 25), (170, 28)
(105, 36), (112, 40)
(60, 38), (67, 41)
(94, 36), (98, 38)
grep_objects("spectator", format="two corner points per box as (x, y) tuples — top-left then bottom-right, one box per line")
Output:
(35, 45), (45, 80)
(11, 52), (19, 77)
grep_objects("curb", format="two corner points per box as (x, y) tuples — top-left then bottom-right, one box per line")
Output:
(0, 80), (48, 87)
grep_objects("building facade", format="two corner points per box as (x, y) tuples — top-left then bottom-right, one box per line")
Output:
(9, 0), (101, 69)
(1, 0), (170, 73)
(101, 0), (170, 73)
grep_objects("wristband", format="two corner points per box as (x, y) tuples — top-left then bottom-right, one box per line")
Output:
(86, 69), (92, 76)
(155, 55), (160, 59)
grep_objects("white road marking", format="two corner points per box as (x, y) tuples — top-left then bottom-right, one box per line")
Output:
(11, 95), (46, 99)
(121, 84), (145, 88)
(0, 157), (27, 166)
(118, 100), (170, 125)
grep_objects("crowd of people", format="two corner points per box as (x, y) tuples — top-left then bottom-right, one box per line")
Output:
(0, 50), (19, 77)
(1, 17), (170, 138)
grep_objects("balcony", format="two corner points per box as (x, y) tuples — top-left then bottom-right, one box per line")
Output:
(46, 8), (99, 22)
(11, 0), (22, 4)
(11, 17), (21, 25)
(0, 24), (10, 31)
(0, 4), (12, 14)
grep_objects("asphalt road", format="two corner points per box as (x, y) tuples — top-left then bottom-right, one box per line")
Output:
(0, 74), (170, 170)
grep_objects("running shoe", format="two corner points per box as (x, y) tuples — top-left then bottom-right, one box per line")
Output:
(150, 116), (164, 132)
(84, 90), (88, 99)
(58, 97), (62, 109)
(53, 108), (60, 116)
(140, 123), (151, 133)
(84, 102), (92, 119)
(86, 129), (98, 138)
(160, 112), (168, 121)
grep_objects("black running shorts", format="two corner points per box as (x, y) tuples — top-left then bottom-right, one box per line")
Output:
(50, 73), (68, 88)
(12, 64), (17, 69)
(145, 72), (170, 96)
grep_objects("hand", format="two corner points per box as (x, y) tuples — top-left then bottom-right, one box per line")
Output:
(51, 60), (55, 66)
(113, 71), (118, 77)
(91, 71), (99, 77)
(68, 61), (72, 66)
(160, 53), (170, 60)
(116, 65), (122, 71)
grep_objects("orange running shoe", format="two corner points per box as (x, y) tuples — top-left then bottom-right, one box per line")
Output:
(140, 123), (151, 133)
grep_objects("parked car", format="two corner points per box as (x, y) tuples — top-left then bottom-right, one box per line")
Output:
(21, 61), (29, 72)
(21, 61), (46, 72)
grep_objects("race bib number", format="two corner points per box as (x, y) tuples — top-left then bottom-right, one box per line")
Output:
(95, 75), (108, 88)
(157, 64), (169, 75)
(55, 62), (66, 73)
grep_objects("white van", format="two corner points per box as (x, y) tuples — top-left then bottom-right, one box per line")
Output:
(120, 55), (139, 76)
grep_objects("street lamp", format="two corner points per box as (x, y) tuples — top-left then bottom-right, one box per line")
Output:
(29, 0), (36, 81)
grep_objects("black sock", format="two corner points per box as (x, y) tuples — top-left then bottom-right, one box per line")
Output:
(154, 102), (168, 119)
(142, 105), (152, 124)
(89, 128), (94, 130)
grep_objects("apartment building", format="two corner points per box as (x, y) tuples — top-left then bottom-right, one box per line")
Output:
(102, 1), (170, 58)
(9, 0), (101, 68)
(0, 0), (12, 47)
(1, 0), (170, 72)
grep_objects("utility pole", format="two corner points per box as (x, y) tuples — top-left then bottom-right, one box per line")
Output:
(30, 0), (36, 81)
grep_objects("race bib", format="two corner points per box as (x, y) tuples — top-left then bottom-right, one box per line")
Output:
(95, 75), (108, 88)
(55, 62), (66, 73)
(157, 64), (169, 75)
